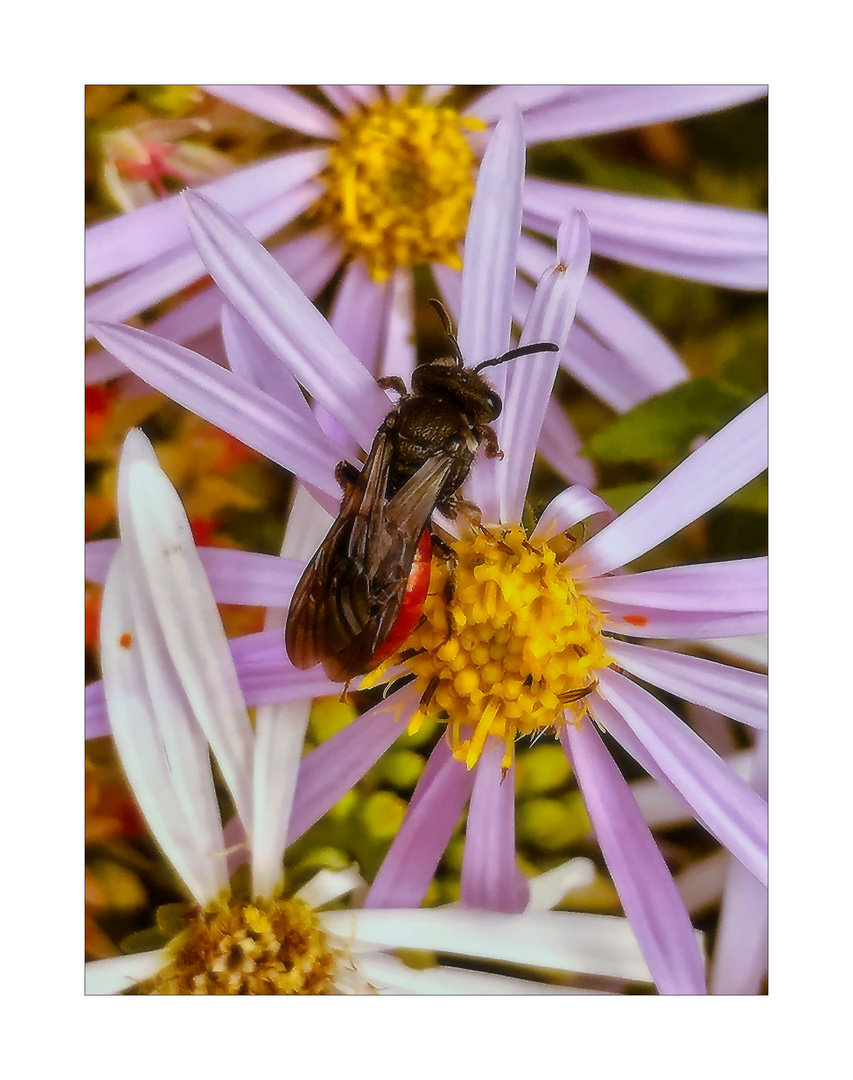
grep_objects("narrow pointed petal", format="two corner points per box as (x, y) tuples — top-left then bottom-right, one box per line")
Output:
(597, 670), (767, 885)
(366, 740), (474, 909)
(101, 551), (227, 904)
(570, 395), (767, 577)
(459, 112), (525, 519)
(460, 744), (528, 913)
(380, 268), (416, 383)
(517, 235), (687, 401)
(608, 641), (767, 730)
(182, 190), (388, 449)
(329, 259), (392, 373)
(222, 303), (313, 414)
(523, 176), (767, 290)
(458, 111), (524, 363)
(469, 85), (604, 122)
(702, 633), (767, 668)
(498, 211), (591, 522)
(322, 907), (654, 983)
(85, 149), (327, 286)
(287, 692), (413, 843)
(532, 484), (616, 538)
(604, 608), (766, 640)
(358, 953), (598, 994)
(87, 540), (302, 609)
(711, 733), (768, 994)
(526, 858), (596, 911)
(86, 229), (346, 387)
(252, 488), (331, 896)
(561, 719), (706, 994)
(519, 84), (766, 144)
(86, 180), (322, 330)
(537, 398), (597, 487)
(296, 865), (366, 909)
(200, 85), (338, 137)
(118, 431), (255, 834)
(85, 950), (167, 994)
(587, 557), (768, 612)
(90, 322), (343, 497)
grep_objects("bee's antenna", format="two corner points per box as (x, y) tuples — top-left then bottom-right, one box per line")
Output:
(429, 298), (464, 367)
(474, 341), (559, 373)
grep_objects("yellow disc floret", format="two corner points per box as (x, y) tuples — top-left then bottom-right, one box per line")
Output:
(316, 96), (485, 281)
(398, 526), (612, 771)
(150, 897), (335, 995)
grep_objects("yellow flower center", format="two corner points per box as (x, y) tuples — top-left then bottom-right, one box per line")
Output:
(316, 97), (485, 282)
(382, 526), (612, 771)
(151, 897), (335, 995)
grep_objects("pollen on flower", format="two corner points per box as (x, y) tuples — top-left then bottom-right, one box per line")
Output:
(393, 526), (612, 771)
(315, 96), (485, 281)
(149, 897), (335, 995)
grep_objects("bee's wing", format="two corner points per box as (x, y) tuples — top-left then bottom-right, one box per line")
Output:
(286, 427), (456, 683)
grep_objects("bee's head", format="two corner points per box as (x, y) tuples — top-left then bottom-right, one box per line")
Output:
(412, 357), (503, 421)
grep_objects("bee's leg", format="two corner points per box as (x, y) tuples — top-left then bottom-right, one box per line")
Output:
(376, 375), (407, 398)
(557, 679), (599, 704)
(334, 460), (361, 492)
(477, 424), (504, 460)
(429, 532), (458, 644)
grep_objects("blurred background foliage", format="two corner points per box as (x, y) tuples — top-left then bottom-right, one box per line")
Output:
(85, 86), (766, 985)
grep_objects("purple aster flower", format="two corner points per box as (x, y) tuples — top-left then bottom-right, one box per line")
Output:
(86, 118), (766, 995)
(88, 428), (671, 994)
(86, 83), (766, 447)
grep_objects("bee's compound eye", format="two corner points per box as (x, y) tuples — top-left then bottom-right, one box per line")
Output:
(486, 390), (502, 420)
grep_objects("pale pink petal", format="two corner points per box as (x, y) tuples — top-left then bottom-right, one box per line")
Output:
(523, 176), (767, 290)
(379, 268), (416, 383)
(587, 557), (767, 612)
(329, 259), (392, 373)
(221, 303), (315, 415)
(89, 322), (343, 497)
(608, 641), (767, 729)
(517, 235), (687, 401)
(87, 540), (301, 608)
(200, 85), (338, 137)
(459, 112), (525, 520)
(561, 719), (706, 994)
(86, 179), (323, 330)
(518, 84), (766, 144)
(181, 191), (388, 451)
(537, 398), (597, 487)
(570, 395), (767, 577)
(469, 85), (603, 122)
(596, 671), (767, 885)
(603, 607), (766, 640)
(711, 732), (768, 994)
(366, 740), (474, 909)
(498, 211), (591, 522)
(287, 691), (415, 843)
(86, 149), (328, 286)
(460, 744), (529, 913)
(532, 484), (616, 539)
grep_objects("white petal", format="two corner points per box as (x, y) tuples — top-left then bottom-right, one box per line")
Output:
(85, 950), (167, 995)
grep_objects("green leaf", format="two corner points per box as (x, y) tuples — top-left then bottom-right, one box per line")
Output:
(585, 379), (748, 465)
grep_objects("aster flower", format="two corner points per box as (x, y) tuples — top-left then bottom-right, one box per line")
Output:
(88, 428), (666, 995)
(86, 117), (766, 994)
(86, 83), (766, 449)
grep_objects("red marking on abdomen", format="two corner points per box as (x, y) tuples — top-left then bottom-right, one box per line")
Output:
(372, 530), (432, 664)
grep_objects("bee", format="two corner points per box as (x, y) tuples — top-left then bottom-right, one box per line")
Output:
(285, 301), (559, 683)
